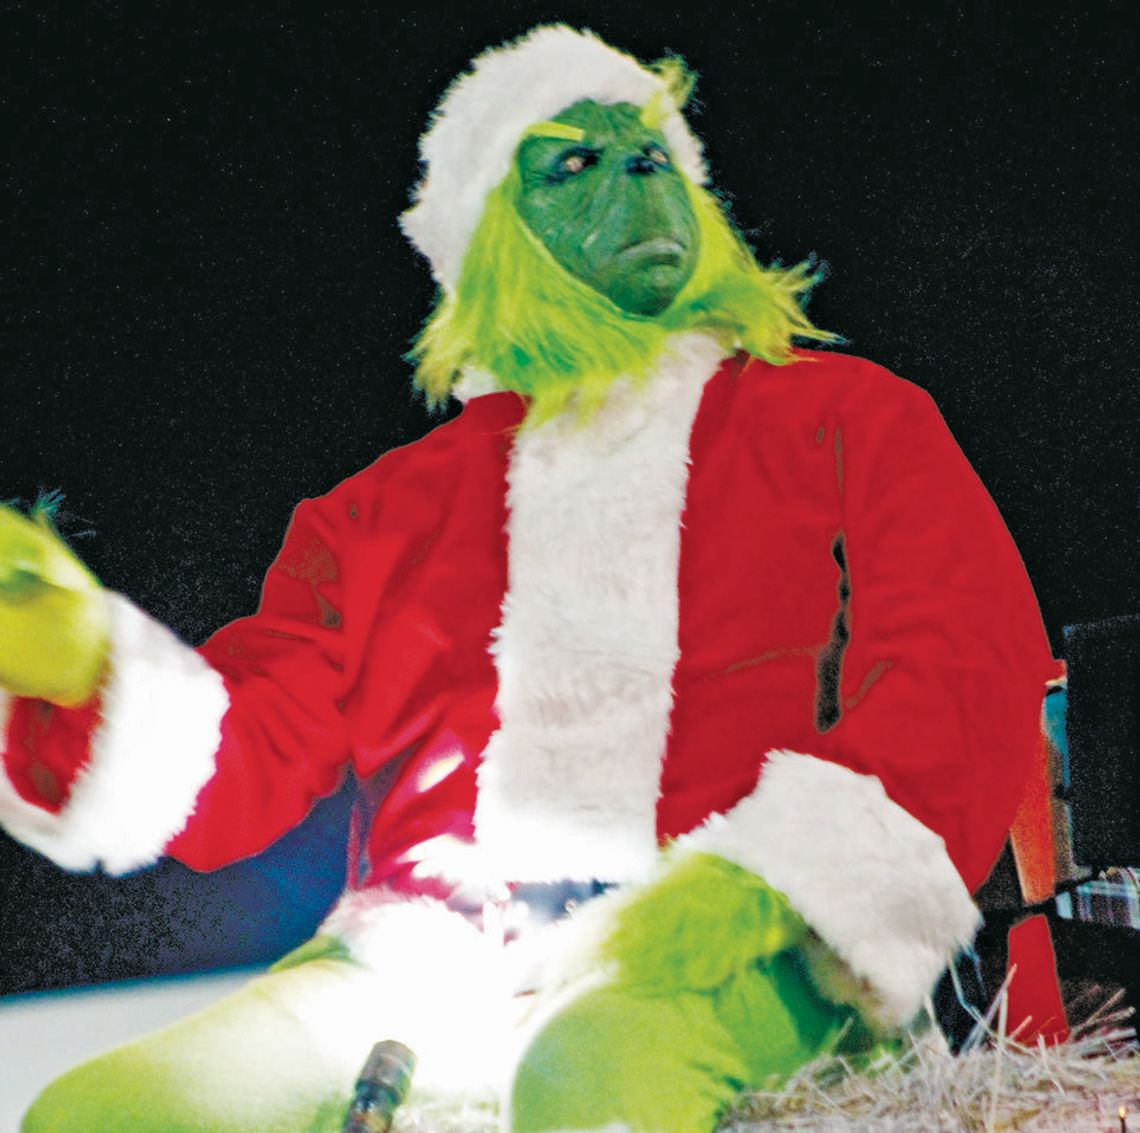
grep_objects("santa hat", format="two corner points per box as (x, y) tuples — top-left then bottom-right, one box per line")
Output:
(400, 25), (709, 292)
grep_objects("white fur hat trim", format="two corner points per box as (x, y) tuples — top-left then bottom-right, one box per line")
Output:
(400, 24), (708, 291)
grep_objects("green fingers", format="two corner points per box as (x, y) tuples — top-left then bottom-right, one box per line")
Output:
(0, 503), (109, 706)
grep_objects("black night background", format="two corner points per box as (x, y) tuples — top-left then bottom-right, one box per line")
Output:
(1, 2), (1136, 993)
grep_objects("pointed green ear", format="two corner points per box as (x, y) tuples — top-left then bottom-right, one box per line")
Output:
(640, 56), (697, 129)
(650, 55), (697, 107)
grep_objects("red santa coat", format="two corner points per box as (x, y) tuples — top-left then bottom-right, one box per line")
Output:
(0, 335), (1056, 1026)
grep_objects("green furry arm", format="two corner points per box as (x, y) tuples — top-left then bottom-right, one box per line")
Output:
(600, 851), (810, 993)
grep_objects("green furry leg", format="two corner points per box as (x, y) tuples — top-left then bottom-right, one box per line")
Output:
(510, 955), (856, 1133)
(22, 939), (370, 1133)
(510, 853), (868, 1133)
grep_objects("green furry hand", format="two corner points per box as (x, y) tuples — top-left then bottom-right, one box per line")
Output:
(600, 851), (810, 993)
(0, 503), (109, 706)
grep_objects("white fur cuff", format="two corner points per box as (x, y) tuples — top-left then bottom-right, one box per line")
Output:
(0, 593), (227, 873)
(682, 750), (981, 1029)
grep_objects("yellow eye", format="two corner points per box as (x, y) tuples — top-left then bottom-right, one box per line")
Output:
(645, 145), (670, 167)
(547, 148), (598, 183)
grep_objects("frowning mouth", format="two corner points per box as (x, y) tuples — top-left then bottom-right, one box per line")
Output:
(616, 237), (685, 262)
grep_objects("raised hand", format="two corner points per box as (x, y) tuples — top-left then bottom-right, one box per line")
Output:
(0, 503), (109, 706)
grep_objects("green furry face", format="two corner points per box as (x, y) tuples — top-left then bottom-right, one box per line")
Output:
(411, 83), (834, 419)
(515, 101), (700, 317)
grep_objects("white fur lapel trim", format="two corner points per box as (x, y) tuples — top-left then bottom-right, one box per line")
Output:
(682, 750), (981, 1029)
(474, 334), (727, 883)
(0, 593), (227, 873)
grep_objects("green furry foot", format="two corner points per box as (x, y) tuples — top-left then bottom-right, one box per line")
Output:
(22, 949), (372, 1133)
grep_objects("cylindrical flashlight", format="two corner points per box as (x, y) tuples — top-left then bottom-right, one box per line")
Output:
(340, 1040), (417, 1133)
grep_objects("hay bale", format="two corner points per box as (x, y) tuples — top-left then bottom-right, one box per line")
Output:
(727, 990), (1139, 1133)
(390, 992), (1139, 1132)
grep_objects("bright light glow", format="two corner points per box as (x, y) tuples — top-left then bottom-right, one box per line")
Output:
(414, 751), (465, 793)
(314, 894), (533, 1100)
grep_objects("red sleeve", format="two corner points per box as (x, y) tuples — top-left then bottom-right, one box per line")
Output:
(0, 489), (360, 875)
(165, 492), (358, 869)
(819, 367), (1056, 891)
(684, 358), (1057, 1027)
(1, 395), (522, 876)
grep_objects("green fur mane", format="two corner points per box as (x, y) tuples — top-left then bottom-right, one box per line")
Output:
(411, 166), (833, 423)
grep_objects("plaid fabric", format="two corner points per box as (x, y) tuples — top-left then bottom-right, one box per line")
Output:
(1055, 867), (1140, 930)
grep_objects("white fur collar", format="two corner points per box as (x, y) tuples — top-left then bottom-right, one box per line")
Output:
(473, 333), (728, 882)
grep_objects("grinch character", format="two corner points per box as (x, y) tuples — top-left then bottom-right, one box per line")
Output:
(0, 26), (1056, 1133)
